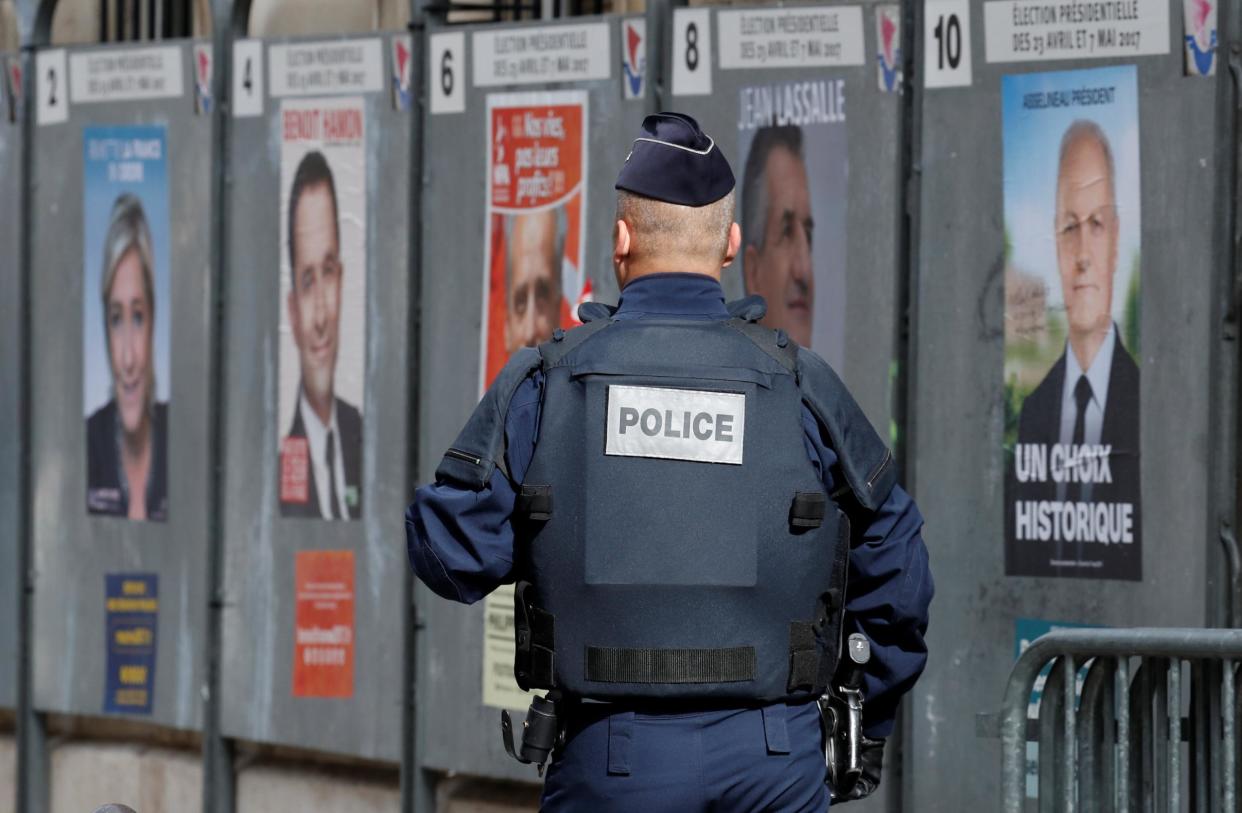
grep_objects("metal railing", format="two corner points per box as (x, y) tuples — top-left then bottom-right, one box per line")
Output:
(1001, 628), (1242, 812)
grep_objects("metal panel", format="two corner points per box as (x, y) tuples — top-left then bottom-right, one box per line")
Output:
(666, 6), (906, 809)
(908, 0), (1224, 806)
(28, 40), (213, 728)
(418, 15), (650, 781)
(218, 31), (413, 761)
(666, 0), (906, 436)
(0, 48), (22, 712)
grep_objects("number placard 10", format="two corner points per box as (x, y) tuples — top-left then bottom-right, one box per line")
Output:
(671, 8), (712, 97)
(924, 0), (973, 88)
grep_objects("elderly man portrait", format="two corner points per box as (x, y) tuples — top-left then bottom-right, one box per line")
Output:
(504, 208), (565, 356)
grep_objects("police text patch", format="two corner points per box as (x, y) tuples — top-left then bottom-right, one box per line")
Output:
(605, 385), (745, 465)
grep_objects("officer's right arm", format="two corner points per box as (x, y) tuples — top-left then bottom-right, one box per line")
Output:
(405, 349), (543, 604)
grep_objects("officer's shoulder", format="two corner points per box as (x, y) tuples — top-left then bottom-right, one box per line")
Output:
(794, 344), (896, 512)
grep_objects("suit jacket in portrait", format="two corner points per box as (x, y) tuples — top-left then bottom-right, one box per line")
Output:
(280, 396), (364, 520)
(86, 399), (169, 521)
(1006, 331), (1141, 580)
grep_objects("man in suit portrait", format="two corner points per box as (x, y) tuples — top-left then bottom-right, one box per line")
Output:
(280, 150), (363, 520)
(740, 125), (815, 348)
(1010, 120), (1140, 577)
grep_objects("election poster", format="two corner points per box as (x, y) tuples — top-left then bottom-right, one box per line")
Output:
(481, 90), (590, 394)
(277, 96), (367, 521)
(292, 550), (355, 698)
(1002, 65), (1141, 580)
(737, 80), (849, 369)
(83, 125), (171, 522)
(103, 573), (158, 714)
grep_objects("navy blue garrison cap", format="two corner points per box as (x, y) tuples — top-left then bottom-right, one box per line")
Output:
(615, 112), (735, 207)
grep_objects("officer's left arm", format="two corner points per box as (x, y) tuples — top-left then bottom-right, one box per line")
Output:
(800, 408), (934, 739)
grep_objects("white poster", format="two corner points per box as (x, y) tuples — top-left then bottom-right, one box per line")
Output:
(277, 97), (368, 521)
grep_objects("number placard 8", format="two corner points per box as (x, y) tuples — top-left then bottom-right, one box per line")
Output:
(671, 8), (712, 97)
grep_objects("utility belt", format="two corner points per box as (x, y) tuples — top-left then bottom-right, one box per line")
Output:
(501, 633), (874, 802)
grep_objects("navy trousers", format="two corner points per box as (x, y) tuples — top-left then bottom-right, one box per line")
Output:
(540, 700), (829, 812)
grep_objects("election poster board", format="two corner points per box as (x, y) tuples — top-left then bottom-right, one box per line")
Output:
(277, 97), (368, 522)
(480, 90), (589, 393)
(1002, 65), (1141, 580)
(83, 125), (172, 522)
(737, 80), (848, 369)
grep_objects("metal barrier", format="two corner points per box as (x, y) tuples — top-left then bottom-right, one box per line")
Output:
(1001, 628), (1242, 812)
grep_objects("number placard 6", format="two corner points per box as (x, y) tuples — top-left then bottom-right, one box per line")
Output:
(923, 0), (973, 89)
(430, 32), (465, 115)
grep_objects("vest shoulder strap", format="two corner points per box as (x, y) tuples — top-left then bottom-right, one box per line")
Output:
(433, 347), (542, 489)
(538, 318), (615, 369)
(723, 318), (797, 373)
(796, 346), (896, 512)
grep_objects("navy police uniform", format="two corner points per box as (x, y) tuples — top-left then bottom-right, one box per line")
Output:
(407, 114), (933, 811)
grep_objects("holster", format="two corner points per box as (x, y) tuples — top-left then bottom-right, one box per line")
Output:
(500, 693), (562, 776)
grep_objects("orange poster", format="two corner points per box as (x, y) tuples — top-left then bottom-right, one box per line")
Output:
(292, 550), (355, 698)
(480, 90), (590, 393)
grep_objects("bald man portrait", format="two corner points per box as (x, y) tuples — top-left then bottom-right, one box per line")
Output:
(505, 209), (565, 356)
(1010, 119), (1141, 575)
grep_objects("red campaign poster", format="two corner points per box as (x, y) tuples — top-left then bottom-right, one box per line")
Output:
(292, 550), (355, 698)
(480, 90), (591, 393)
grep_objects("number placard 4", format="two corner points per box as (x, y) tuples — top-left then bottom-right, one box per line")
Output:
(232, 40), (264, 117)
(430, 32), (465, 114)
(671, 8), (712, 97)
(924, 0), (973, 88)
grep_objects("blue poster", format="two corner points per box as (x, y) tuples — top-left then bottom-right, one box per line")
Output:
(83, 125), (172, 522)
(104, 573), (158, 714)
(1001, 66), (1142, 581)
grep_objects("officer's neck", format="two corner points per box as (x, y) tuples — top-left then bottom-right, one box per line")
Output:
(615, 262), (722, 290)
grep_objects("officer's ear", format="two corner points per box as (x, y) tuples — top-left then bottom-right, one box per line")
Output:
(613, 219), (632, 264)
(721, 222), (741, 268)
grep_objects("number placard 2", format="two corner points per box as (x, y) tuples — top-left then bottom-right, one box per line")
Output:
(232, 40), (263, 117)
(430, 32), (465, 114)
(36, 49), (68, 126)
(924, 0), (973, 88)
(671, 8), (712, 97)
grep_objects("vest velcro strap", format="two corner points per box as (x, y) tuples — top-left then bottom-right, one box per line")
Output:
(585, 646), (756, 684)
(790, 492), (827, 528)
(787, 621), (820, 692)
(513, 582), (556, 690)
(516, 485), (553, 521)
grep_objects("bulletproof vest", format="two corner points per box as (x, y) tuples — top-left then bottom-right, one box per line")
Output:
(484, 305), (896, 704)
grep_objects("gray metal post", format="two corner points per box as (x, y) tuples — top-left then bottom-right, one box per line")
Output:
(403, 1), (430, 811)
(201, 1), (243, 811)
(15, 5), (49, 813)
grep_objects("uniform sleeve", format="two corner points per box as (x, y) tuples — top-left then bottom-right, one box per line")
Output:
(801, 407), (933, 739)
(405, 372), (544, 605)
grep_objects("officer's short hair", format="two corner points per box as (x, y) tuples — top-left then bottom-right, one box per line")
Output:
(92, 805), (138, 813)
(740, 125), (805, 257)
(287, 150), (340, 288)
(1055, 119), (1116, 211)
(615, 188), (735, 265)
(505, 207), (566, 296)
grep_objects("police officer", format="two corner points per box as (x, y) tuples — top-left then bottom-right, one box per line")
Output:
(407, 113), (933, 811)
